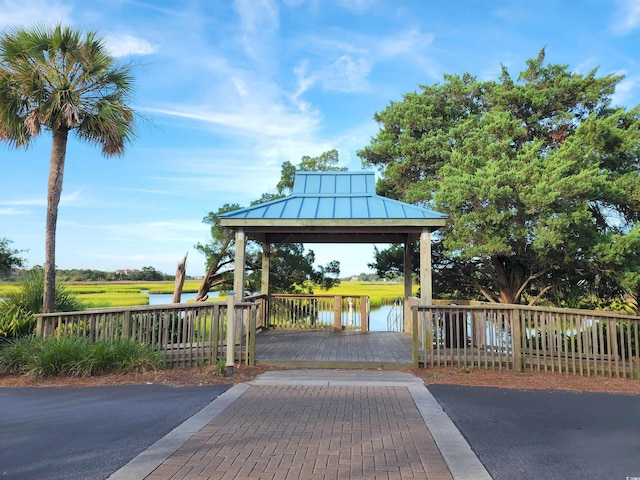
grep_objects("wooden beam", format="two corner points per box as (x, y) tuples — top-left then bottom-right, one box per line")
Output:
(225, 294), (235, 376)
(221, 218), (447, 228)
(420, 228), (433, 305)
(261, 242), (270, 295)
(404, 235), (413, 333)
(404, 236), (413, 299)
(233, 229), (246, 301)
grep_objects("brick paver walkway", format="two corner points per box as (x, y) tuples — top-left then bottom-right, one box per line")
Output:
(146, 385), (453, 480)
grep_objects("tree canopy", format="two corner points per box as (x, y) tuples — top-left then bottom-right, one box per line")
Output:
(0, 238), (25, 279)
(0, 24), (136, 312)
(359, 49), (640, 307)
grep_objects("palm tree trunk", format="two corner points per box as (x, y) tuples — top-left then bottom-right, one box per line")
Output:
(43, 128), (68, 314)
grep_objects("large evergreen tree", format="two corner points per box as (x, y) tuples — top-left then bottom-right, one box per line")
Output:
(0, 25), (136, 312)
(360, 49), (640, 306)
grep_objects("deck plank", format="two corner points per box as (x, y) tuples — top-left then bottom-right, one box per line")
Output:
(254, 329), (413, 368)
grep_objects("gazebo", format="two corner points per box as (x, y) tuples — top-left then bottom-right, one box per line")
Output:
(219, 171), (447, 313)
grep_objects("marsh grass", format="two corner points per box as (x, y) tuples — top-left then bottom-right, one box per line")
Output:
(0, 336), (161, 377)
(0, 284), (19, 297)
(325, 281), (418, 308)
(3, 279), (413, 310)
(65, 281), (202, 308)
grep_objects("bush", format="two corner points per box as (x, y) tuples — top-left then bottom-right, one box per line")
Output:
(0, 269), (84, 337)
(0, 336), (161, 377)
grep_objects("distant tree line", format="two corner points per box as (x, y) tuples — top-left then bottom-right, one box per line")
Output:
(56, 266), (174, 282)
(1, 263), (178, 282)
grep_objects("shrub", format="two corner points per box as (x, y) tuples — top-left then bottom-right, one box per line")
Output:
(0, 269), (83, 337)
(0, 336), (161, 377)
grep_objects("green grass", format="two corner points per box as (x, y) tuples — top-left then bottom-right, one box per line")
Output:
(0, 283), (19, 297)
(0, 335), (161, 377)
(64, 281), (202, 308)
(3, 279), (414, 309)
(324, 281), (418, 308)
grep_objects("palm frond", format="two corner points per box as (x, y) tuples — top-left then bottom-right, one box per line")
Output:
(0, 23), (136, 151)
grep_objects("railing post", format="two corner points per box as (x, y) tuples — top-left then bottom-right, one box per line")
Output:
(225, 293), (235, 376)
(35, 315), (43, 337)
(512, 307), (522, 372)
(122, 310), (131, 339)
(412, 306), (419, 368)
(249, 305), (257, 365)
(360, 296), (368, 332)
(334, 296), (342, 331)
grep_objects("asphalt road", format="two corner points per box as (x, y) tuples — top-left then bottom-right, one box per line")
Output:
(0, 384), (230, 479)
(429, 384), (640, 480)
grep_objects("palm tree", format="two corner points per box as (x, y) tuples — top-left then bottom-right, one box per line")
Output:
(0, 24), (136, 313)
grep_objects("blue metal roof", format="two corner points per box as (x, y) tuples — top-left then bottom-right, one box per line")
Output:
(220, 171), (447, 221)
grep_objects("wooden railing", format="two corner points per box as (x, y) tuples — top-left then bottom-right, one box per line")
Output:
(35, 299), (260, 367)
(412, 304), (640, 378)
(269, 294), (369, 331)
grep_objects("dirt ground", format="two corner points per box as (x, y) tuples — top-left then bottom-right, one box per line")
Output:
(1, 364), (639, 394)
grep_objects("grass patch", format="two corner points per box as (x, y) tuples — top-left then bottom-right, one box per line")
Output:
(0, 336), (161, 377)
(4, 280), (415, 310)
(61, 281), (203, 308)
(324, 281), (418, 307)
(79, 293), (149, 308)
(0, 283), (20, 297)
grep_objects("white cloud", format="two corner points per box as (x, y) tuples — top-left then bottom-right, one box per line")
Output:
(573, 56), (599, 75)
(337, 0), (378, 14)
(1, 189), (83, 208)
(292, 26), (438, 95)
(0, 0), (72, 28)
(144, 104), (320, 138)
(104, 33), (157, 57)
(321, 54), (372, 93)
(610, 0), (640, 35)
(291, 60), (316, 110)
(377, 29), (434, 60)
(233, 0), (279, 61)
(63, 218), (207, 243)
(0, 207), (29, 215)
(611, 73), (640, 107)
(1, 197), (44, 207)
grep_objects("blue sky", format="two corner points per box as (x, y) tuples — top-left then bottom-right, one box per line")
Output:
(2, 0), (640, 278)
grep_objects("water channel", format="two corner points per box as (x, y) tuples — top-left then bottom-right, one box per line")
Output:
(144, 292), (395, 332)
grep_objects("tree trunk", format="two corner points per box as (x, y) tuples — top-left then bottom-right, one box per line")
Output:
(43, 128), (69, 314)
(194, 270), (225, 302)
(172, 253), (188, 303)
(492, 255), (519, 304)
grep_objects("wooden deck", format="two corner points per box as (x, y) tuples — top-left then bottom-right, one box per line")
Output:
(254, 329), (413, 369)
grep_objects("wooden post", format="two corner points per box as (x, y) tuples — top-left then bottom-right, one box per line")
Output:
(36, 315), (43, 337)
(225, 293), (235, 376)
(122, 311), (131, 339)
(404, 236), (413, 332)
(404, 237), (413, 298)
(261, 242), (270, 295)
(512, 307), (522, 372)
(360, 296), (368, 332)
(412, 306), (419, 368)
(233, 229), (246, 301)
(248, 305), (257, 365)
(420, 228), (433, 306)
(261, 242), (270, 327)
(334, 296), (342, 330)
